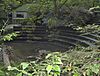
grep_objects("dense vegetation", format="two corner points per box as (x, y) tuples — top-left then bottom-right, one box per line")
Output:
(0, 0), (100, 76)
(1, 50), (100, 76)
(0, 0), (100, 26)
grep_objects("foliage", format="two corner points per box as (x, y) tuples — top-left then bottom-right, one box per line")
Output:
(0, 20), (18, 44)
(74, 24), (100, 34)
(1, 50), (99, 76)
(6, 52), (62, 76)
(85, 64), (100, 76)
(45, 52), (62, 76)
(0, 63), (6, 76)
(0, 0), (100, 76)
(1, 32), (17, 41)
(0, 0), (99, 27)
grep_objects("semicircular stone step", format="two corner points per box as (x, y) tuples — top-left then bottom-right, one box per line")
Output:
(59, 32), (99, 42)
(96, 32), (100, 35)
(79, 35), (99, 42)
(55, 35), (96, 47)
(51, 38), (76, 46)
(82, 34), (100, 40)
(58, 30), (81, 34)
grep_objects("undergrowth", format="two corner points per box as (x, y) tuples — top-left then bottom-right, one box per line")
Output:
(0, 46), (100, 76)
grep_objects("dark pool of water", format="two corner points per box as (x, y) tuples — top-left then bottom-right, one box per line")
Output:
(5, 41), (68, 59)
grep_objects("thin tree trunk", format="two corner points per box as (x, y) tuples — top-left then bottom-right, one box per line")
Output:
(53, 0), (59, 17)
(2, 45), (10, 68)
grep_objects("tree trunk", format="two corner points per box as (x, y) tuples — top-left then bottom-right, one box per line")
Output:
(2, 45), (10, 68)
(53, 0), (59, 17)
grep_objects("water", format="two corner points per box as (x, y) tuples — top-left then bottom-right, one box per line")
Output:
(5, 41), (68, 60)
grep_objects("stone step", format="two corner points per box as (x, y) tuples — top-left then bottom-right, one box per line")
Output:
(14, 28), (47, 31)
(83, 34), (100, 40)
(52, 26), (75, 30)
(13, 26), (22, 31)
(58, 30), (81, 34)
(51, 38), (76, 46)
(23, 26), (48, 28)
(25, 24), (46, 26)
(52, 37), (96, 47)
(55, 35), (96, 46)
(16, 30), (47, 34)
(18, 34), (48, 37)
(13, 25), (48, 31)
(59, 32), (98, 42)
(16, 37), (48, 41)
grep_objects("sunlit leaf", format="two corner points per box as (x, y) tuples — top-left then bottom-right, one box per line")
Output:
(73, 71), (80, 76)
(8, 66), (17, 71)
(46, 65), (52, 73)
(21, 62), (29, 70)
(46, 54), (52, 59)
(53, 65), (61, 72)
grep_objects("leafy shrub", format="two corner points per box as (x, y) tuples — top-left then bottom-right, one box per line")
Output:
(4, 51), (100, 76)
(7, 52), (62, 76)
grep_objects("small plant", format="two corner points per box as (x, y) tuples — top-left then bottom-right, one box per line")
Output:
(7, 62), (33, 76)
(0, 20), (18, 44)
(46, 52), (62, 76)
(7, 52), (63, 76)
(85, 64), (100, 76)
(1, 32), (18, 41)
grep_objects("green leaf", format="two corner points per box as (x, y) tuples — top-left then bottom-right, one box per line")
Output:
(46, 54), (52, 59)
(91, 64), (99, 74)
(86, 69), (92, 76)
(16, 73), (22, 76)
(53, 65), (61, 73)
(46, 65), (53, 73)
(21, 62), (29, 70)
(30, 61), (35, 64)
(48, 75), (52, 76)
(53, 57), (62, 65)
(54, 73), (58, 76)
(0, 70), (5, 76)
(73, 72), (80, 76)
(8, 66), (17, 71)
(29, 74), (33, 76)
(21, 70), (30, 75)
